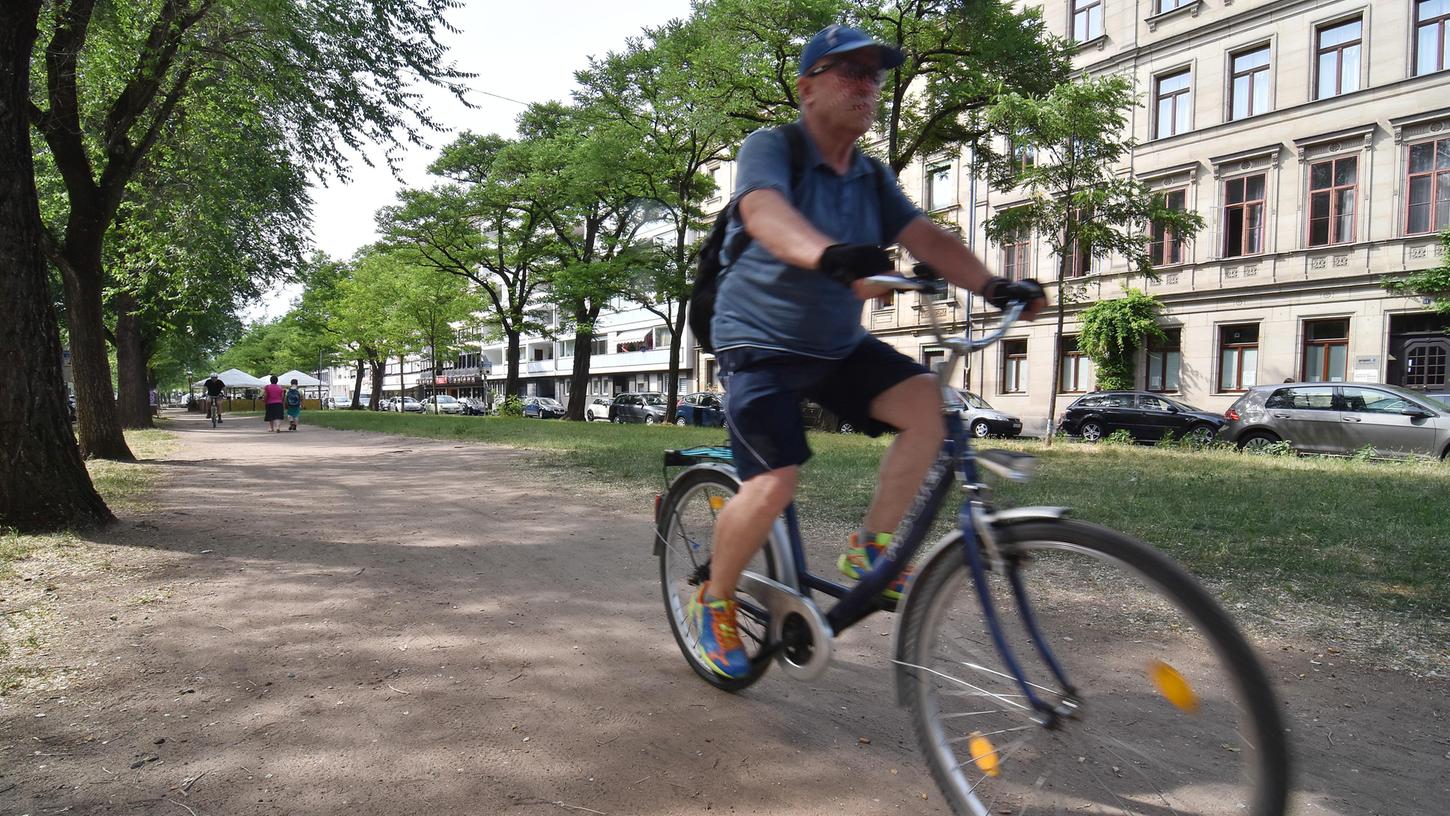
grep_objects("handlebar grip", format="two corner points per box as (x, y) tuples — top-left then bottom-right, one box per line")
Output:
(912, 262), (940, 280)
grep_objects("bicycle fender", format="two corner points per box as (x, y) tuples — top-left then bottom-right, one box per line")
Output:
(890, 506), (1070, 707)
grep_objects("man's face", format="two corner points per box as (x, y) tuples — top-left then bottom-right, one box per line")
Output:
(799, 48), (884, 136)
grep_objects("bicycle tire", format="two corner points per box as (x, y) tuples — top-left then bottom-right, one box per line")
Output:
(897, 519), (1289, 816)
(210, 402), (218, 428)
(657, 467), (777, 692)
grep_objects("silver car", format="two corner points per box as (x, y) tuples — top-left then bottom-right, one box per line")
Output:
(1223, 383), (1450, 460)
(946, 389), (1023, 439)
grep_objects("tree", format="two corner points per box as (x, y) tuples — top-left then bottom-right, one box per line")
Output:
(379, 131), (556, 400)
(328, 248), (421, 410)
(983, 76), (1204, 445)
(1, 0), (112, 530)
(575, 17), (751, 420)
(390, 257), (485, 408)
(1078, 290), (1167, 391)
(694, 0), (1070, 171)
(27, 0), (466, 460)
(1386, 229), (1450, 317)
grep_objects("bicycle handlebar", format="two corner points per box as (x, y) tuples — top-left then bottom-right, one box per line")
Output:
(859, 275), (1027, 353)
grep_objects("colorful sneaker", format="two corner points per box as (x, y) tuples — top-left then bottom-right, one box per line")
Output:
(686, 585), (751, 679)
(837, 532), (912, 601)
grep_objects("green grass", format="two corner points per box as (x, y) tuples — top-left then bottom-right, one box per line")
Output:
(303, 411), (1450, 619)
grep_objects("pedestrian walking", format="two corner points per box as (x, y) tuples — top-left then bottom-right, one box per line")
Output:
(285, 379), (303, 431)
(262, 375), (286, 432)
(148, 386), (159, 417)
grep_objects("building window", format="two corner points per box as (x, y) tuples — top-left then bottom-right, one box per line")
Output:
(1404, 340), (1448, 388)
(1002, 228), (1031, 281)
(1009, 135), (1036, 179)
(1218, 324), (1260, 391)
(1147, 329), (1181, 392)
(1315, 18), (1362, 99)
(1223, 174), (1266, 257)
(653, 326), (673, 348)
(923, 349), (945, 373)
(1415, 0), (1450, 76)
(1153, 69), (1192, 140)
(927, 165), (953, 211)
(874, 290), (894, 310)
(1066, 208), (1092, 278)
(591, 335), (609, 356)
(1150, 188), (1188, 267)
(1302, 319), (1349, 382)
(1308, 156), (1357, 246)
(1059, 336), (1090, 393)
(1156, 0), (1193, 12)
(1002, 339), (1027, 393)
(1229, 46), (1271, 121)
(1406, 137), (1450, 234)
(560, 339), (575, 358)
(1073, 0), (1103, 42)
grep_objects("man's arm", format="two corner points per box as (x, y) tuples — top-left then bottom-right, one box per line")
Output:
(897, 216), (1046, 319)
(736, 188), (835, 270)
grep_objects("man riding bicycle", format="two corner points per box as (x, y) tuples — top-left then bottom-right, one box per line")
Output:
(692, 24), (1047, 679)
(204, 373), (226, 423)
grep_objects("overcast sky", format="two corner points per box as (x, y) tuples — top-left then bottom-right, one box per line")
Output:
(248, 0), (693, 320)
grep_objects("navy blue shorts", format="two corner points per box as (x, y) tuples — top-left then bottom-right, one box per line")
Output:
(717, 336), (930, 482)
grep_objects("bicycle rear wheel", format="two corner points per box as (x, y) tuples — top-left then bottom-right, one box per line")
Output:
(657, 467), (776, 692)
(898, 519), (1288, 816)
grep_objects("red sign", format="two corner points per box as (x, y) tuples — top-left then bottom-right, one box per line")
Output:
(434, 376), (448, 385)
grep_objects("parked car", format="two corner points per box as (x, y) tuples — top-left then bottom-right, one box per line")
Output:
(1059, 391), (1227, 444)
(675, 392), (725, 427)
(610, 392), (667, 424)
(585, 396), (614, 422)
(523, 396), (565, 419)
(422, 394), (464, 414)
(333, 396), (353, 410)
(1223, 383), (1450, 459)
(358, 394), (373, 410)
(459, 397), (489, 416)
(394, 396), (424, 413)
(801, 400), (856, 433)
(948, 390), (1022, 438)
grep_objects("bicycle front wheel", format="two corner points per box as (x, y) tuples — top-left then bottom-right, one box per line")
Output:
(898, 519), (1288, 816)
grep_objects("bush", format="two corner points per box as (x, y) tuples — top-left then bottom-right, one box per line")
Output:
(1103, 429), (1135, 446)
(499, 395), (524, 418)
(1351, 443), (1378, 462)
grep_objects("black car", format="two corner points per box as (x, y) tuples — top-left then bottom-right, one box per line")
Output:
(610, 392), (667, 424)
(801, 400), (857, 433)
(674, 392), (725, 427)
(1059, 391), (1227, 444)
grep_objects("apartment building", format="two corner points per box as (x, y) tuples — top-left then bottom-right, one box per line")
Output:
(698, 0), (1450, 435)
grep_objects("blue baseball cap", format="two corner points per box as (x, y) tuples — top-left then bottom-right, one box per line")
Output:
(799, 25), (905, 77)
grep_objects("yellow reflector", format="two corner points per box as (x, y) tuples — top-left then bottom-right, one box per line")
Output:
(708, 495), (726, 511)
(1149, 660), (1200, 714)
(968, 731), (1001, 777)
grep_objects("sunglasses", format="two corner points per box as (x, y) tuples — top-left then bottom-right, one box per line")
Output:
(807, 59), (887, 85)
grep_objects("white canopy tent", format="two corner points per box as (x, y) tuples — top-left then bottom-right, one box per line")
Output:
(193, 368), (266, 388)
(272, 370), (320, 386)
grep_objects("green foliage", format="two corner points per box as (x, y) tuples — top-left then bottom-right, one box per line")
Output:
(1079, 290), (1167, 391)
(1102, 429), (1135, 446)
(1351, 443), (1378, 463)
(498, 396), (524, 418)
(1385, 229), (1450, 316)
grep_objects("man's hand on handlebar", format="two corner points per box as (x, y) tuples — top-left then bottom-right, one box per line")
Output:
(984, 276), (1048, 320)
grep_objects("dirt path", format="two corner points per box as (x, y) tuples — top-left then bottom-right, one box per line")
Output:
(1, 413), (1445, 815)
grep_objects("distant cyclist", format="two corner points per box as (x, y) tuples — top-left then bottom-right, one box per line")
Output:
(690, 24), (1047, 679)
(204, 373), (226, 423)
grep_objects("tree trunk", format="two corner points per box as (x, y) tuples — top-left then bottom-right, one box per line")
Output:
(113, 292), (154, 429)
(57, 219), (134, 460)
(665, 298), (689, 421)
(503, 328), (520, 398)
(1043, 251), (1070, 449)
(367, 353), (385, 410)
(0, 1), (113, 530)
(349, 358), (365, 409)
(565, 324), (593, 421)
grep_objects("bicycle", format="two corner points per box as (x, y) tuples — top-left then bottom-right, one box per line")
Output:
(654, 275), (1289, 815)
(207, 395), (223, 428)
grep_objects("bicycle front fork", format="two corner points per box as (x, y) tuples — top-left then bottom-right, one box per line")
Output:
(960, 504), (1080, 727)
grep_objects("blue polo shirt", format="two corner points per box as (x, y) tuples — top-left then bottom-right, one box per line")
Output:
(711, 124), (922, 359)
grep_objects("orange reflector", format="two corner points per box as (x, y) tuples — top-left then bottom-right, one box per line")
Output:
(968, 731), (1000, 777)
(708, 495), (726, 511)
(1149, 660), (1200, 714)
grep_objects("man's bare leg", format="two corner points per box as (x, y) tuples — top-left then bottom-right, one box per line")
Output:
(862, 374), (945, 535)
(707, 465), (798, 599)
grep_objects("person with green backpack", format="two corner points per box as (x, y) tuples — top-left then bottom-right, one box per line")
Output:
(284, 379), (304, 432)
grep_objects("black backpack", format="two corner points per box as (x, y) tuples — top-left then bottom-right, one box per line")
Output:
(689, 122), (889, 353)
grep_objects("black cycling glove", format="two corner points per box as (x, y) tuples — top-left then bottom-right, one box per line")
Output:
(983, 276), (1045, 310)
(817, 243), (893, 286)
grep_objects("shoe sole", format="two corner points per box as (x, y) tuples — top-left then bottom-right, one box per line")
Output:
(837, 552), (905, 602)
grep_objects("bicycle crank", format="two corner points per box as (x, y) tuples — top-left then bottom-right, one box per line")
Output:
(736, 570), (834, 680)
